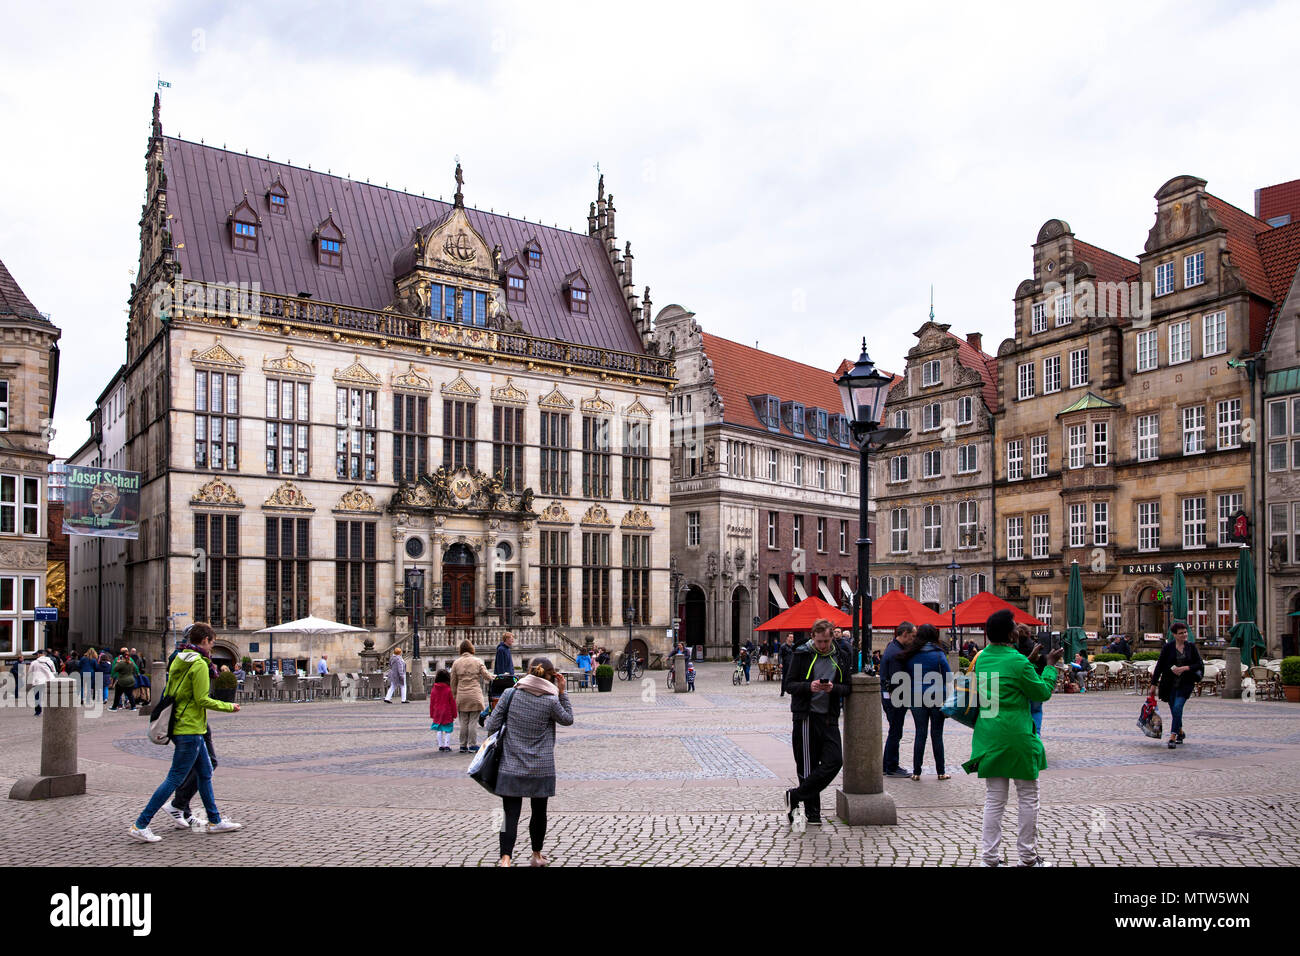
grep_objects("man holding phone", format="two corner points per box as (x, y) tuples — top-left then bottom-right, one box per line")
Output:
(782, 619), (851, 829)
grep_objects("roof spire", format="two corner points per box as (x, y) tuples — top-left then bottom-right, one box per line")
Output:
(151, 91), (162, 140)
(929, 284), (934, 321)
(453, 160), (464, 208)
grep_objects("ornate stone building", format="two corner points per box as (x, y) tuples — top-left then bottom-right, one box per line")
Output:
(0, 257), (61, 662)
(112, 97), (673, 669)
(659, 307), (863, 658)
(872, 314), (998, 618)
(995, 175), (1297, 645)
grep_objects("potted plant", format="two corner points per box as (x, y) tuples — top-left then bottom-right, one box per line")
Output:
(241, 655), (254, 673)
(595, 664), (614, 693)
(212, 670), (239, 702)
(1281, 656), (1300, 703)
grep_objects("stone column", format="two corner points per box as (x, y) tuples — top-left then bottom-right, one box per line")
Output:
(484, 530), (498, 625)
(9, 678), (87, 800)
(429, 530), (445, 624)
(836, 672), (897, 825)
(517, 529), (533, 621)
(673, 655), (688, 693)
(140, 660), (167, 717)
(1224, 646), (1242, 699)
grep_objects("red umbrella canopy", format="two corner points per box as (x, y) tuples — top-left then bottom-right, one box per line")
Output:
(755, 595), (852, 632)
(950, 591), (1044, 628)
(853, 590), (947, 629)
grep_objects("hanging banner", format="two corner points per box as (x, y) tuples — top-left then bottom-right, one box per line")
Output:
(62, 466), (140, 539)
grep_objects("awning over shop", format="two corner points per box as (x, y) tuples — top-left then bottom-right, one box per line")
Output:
(768, 578), (789, 610)
(793, 578), (809, 601)
(818, 580), (837, 606)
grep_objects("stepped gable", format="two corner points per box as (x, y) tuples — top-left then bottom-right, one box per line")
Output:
(161, 137), (643, 354)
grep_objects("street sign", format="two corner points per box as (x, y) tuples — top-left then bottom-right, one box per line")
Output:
(752, 615), (760, 628)
(35, 607), (58, 622)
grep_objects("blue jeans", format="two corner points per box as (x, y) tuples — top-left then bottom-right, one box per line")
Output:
(135, 734), (221, 828)
(1169, 693), (1190, 736)
(909, 706), (946, 776)
(1030, 701), (1043, 736)
(882, 696), (907, 772)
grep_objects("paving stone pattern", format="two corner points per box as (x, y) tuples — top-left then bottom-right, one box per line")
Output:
(2, 663), (1299, 866)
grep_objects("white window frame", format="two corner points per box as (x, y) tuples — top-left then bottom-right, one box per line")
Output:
(1030, 435), (1048, 478)
(1093, 501), (1109, 546)
(1069, 347), (1089, 388)
(891, 509), (909, 554)
(1055, 294), (1072, 327)
(1136, 329), (1158, 372)
(0, 474), (41, 537)
(958, 500), (978, 549)
(1069, 503), (1086, 548)
(958, 444), (977, 474)
(792, 515), (802, 551)
(1092, 421), (1109, 466)
(687, 511), (700, 547)
(1035, 595), (1053, 626)
(1217, 492), (1243, 545)
(817, 517), (826, 553)
(816, 458), (826, 490)
(922, 402), (942, 432)
(1217, 398), (1241, 450)
(1007, 439), (1023, 481)
(1068, 424), (1087, 469)
(839, 520), (848, 554)
(1138, 501), (1160, 552)
(892, 410), (909, 431)
(1031, 301), (1047, 334)
(890, 455), (908, 483)
(957, 396), (973, 425)
(767, 447), (778, 481)
(1182, 496), (1207, 549)
(1031, 513), (1050, 559)
(839, 462), (849, 492)
(767, 512), (777, 549)
(923, 504), (942, 552)
(1103, 594), (1121, 633)
(1017, 363), (1035, 400)
(922, 449), (942, 479)
(793, 454), (804, 486)
(1155, 261), (1175, 297)
(1137, 414), (1159, 462)
(1184, 251), (1205, 289)
(922, 359), (941, 387)
(1182, 405), (1206, 455)
(1203, 310), (1226, 356)
(1006, 516), (1024, 560)
(1169, 320), (1192, 365)
(1043, 355), (1061, 394)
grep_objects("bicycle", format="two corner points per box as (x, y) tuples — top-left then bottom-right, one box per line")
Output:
(732, 660), (745, 686)
(617, 654), (644, 681)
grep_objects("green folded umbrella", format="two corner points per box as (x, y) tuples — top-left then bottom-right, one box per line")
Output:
(1167, 566), (1190, 643)
(1228, 548), (1265, 667)
(1063, 562), (1088, 662)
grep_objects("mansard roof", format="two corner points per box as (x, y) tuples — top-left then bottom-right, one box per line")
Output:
(160, 137), (644, 354)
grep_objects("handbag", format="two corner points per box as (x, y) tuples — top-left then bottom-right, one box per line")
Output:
(146, 662), (187, 746)
(1137, 694), (1163, 739)
(468, 687), (515, 793)
(941, 671), (980, 728)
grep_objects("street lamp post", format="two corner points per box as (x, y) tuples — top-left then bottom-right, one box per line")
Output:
(834, 338), (906, 826)
(405, 567), (426, 700)
(948, 559), (962, 651)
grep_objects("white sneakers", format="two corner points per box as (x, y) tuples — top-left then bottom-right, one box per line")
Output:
(128, 825), (161, 843)
(161, 801), (192, 829)
(206, 819), (243, 833)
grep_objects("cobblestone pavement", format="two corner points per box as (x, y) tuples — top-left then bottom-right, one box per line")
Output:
(3, 664), (1299, 866)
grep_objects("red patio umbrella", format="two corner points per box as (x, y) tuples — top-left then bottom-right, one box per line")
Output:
(755, 595), (852, 632)
(852, 590), (947, 629)
(949, 591), (1044, 628)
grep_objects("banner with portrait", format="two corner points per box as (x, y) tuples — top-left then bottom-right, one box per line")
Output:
(62, 466), (140, 538)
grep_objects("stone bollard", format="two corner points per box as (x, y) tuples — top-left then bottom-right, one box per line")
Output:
(836, 672), (897, 825)
(139, 660), (167, 717)
(1223, 647), (1242, 699)
(407, 659), (427, 701)
(947, 651), (960, 675)
(9, 678), (87, 800)
(673, 656), (688, 693)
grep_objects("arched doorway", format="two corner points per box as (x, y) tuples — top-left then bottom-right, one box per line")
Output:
(212, 642), (238, 669)
(1135, 583), (1165, 638)
(683, 585), (706, 651)
(731, 585), (751, 658)
(442, 543), (477, 627)
(623, 637), (649, 668)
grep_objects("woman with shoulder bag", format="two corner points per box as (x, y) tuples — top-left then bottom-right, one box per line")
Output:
(484, 657), (574, 867)
(1149, 622), (1203, 750)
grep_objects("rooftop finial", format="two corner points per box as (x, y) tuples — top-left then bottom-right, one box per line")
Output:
(597, 172), (605, 202)
(151, 91), (162, 140)
(453, 160), (464, 208)
(929, 284), (934, 321)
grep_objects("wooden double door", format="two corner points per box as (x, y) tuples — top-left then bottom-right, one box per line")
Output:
(443, 568), (475, 626)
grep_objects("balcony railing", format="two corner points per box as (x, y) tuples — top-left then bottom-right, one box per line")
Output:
(174, 280), (674, 382)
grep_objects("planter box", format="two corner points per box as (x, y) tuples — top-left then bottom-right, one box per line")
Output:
(596, 676), (613, 692)
(212, 687), (237, 703)
(1284, 685), (1299, 703)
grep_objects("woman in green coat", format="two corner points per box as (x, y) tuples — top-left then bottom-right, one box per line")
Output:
(962, 609), (1062, 867)
(109, 654), (137, 712)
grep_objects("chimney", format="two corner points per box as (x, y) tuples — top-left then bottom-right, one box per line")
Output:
(966, 332), (983, 353)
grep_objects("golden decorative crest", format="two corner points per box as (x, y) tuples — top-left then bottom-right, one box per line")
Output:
(538, 500), (572, 524)
(441, 372), (481, 398)
(621, 506), (654, 530)
(333, 354), (382, 387)
(334, 486), (380, 514)
(263, 346), (315, 379)
(491, 377), (528, 406)
(392, 362), (432, 392)
(263, 481), (313, 511)
(191, 337), (244, 370)
(191, 477), (243, 507)
(581, 389), (615, 414)
(538, 385), (574, 410)
(580, 504), (614, 527)
(623, 398), (653, 419)
(449, 468), (476, 505)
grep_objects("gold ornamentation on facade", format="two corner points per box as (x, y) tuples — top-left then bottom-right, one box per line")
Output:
(263, 345), (315, 379)
(440, 372), (481, 398)
(538, 384), (574, 410)
(392, 362), (433, 392)
(581, 389), (615, 414)
(334, 486), (380, 514)
(333, 354), (383, 386)
(580, 503), (614, 527)
(191, 477), (243, 507)
(491, 377), (528, 406)
(190, 337), (245, 369)
(538, 500), (572, 524)
(623, 398), (652, 419)
(621, 506), (654, 530)
(263, 481), (313, 511)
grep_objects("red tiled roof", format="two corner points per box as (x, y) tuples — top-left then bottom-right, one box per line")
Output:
(1205, 194), (1272, 299)
(1258, 220), (1300, 349)
(162, 138), (644, 354)
(1257, 179), (1300, 224)
(0, 257), (44, 322)
(948, 331), (1000, 413)
(1072, 239), (1138, 287)
(701, 333), (855, 443)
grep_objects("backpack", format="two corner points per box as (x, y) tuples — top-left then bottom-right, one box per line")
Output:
(147, 657), (191, 746)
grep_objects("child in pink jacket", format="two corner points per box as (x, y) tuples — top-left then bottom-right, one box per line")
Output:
(429, 670), (457, 752)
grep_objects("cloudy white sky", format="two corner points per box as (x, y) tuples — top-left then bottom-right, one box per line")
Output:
(2, 0), (1298, 458)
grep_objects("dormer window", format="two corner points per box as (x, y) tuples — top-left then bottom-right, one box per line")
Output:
(319, 238), (341, 267)
(267, 178), (289, 215)
(749, 394), (780, 430)
(313, 214), (345, 268)
(781, 401), (805, 436)
(270, 193), (287, 213)
(829, 414), (849, 445)
(564, 270), (590, 314)
(523, 237), (542, 268)
(228, 197), (261, 253)
(507, 275), (526, 303)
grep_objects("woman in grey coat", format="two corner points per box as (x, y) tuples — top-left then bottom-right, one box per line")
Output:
(484, 656), (573, 866)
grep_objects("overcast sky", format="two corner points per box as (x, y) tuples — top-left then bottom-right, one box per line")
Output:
(3, 0), (1298, 458)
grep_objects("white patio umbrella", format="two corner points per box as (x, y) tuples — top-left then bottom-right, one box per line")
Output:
(254, 616), (367, 673)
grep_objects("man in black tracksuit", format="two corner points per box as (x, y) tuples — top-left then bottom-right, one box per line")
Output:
(777, 634), (796, 697)
(880, 622), (916, 778)
(782, 619), (851, 827)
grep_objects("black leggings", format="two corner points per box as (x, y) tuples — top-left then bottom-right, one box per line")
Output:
(499, 796), (548, 858)
(112, 686), (135, 709)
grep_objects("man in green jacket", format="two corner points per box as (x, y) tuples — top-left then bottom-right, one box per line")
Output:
(129, 623), (243, 842)
(962, 609), (1062, 867)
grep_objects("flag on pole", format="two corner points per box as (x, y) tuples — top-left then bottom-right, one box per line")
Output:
(157, 77), (171, 89)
